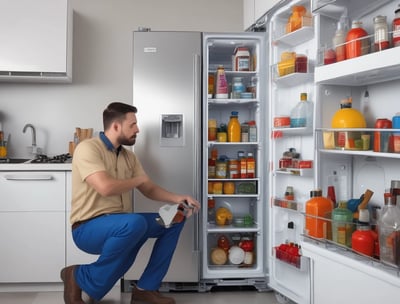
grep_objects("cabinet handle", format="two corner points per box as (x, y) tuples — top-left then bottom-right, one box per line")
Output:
(4, 175), (54, 181)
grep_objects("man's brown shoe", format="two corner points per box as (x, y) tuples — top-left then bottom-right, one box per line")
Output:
(60, 265), (85, 304)
(131, 285), (175, 304)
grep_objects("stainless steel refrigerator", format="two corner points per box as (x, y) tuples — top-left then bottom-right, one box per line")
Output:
(124, 31), (202, 288)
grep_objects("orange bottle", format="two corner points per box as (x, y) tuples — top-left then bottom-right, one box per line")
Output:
(346, 20), (370, 59)
(227, 111), (241, 142)
(305, 189), (334, 239)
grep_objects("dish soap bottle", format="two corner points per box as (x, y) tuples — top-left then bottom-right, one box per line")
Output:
(290, 92), (313, 128)
(227, 111), (241, 142)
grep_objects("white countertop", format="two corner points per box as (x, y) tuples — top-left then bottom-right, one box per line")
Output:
(0, 162), (72, 171)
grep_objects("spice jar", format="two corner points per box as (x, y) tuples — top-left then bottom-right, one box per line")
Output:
(373, 15), (389, 52)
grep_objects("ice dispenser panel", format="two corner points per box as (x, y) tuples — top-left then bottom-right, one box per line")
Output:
(161, 114), (184, 146)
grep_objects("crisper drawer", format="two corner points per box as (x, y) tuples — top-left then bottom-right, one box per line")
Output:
(0, 171), (66, 211)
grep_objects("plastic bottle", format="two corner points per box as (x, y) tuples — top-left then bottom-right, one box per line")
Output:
(332, 200), (354, 247)
(345, 20), (370, 59)
(238, 151), (247, 178)
(352, 209), (375, 257)
(208, 198), (216, 224)
(305, 189), (334, 239)
(215, 65), (228, 99)
(232, 77), (245, 99)
(290, 92), (313, 128)
(392, 5), (400, 47)
(378, 193), (400, 266)
(248, 120), (257, 142)
(227, 111), (241, 142)
(332, 15), (348, 62)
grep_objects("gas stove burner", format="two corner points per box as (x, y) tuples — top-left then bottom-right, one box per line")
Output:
(31, 153), (72, 164)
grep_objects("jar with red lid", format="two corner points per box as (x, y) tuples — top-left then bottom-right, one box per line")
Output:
(346, 20), (370, 59)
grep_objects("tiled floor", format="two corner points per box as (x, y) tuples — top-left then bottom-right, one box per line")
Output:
(0, 286), (283, 304)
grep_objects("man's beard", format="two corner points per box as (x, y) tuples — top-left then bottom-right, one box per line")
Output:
(118, 134), (136, 146)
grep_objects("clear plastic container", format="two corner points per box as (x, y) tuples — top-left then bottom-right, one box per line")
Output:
(378, 194), (400, 267)
(290, 93), (313, 128)
(332, 201), (354, 247)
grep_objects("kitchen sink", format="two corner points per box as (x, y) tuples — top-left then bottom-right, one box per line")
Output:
(0, 158), (32, 164)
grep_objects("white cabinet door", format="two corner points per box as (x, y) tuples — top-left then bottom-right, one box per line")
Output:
(65, 172), (98, 265)
(0, 0), (72, 82)
(255, 0), (281, 21)
(0, 171), (65, 283)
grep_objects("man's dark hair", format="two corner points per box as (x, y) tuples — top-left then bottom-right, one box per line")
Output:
(103, 102), (138, 130)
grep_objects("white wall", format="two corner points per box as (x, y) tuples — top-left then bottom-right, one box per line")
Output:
(0, 0), (243, 157)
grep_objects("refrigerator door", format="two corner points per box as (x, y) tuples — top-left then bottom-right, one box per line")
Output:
(267, 0), (314, 302)
(125, 31), (201, 285)
(201, 32), (268, 291)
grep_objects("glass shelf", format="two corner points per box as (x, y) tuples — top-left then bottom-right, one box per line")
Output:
(273, 26), (314, 47)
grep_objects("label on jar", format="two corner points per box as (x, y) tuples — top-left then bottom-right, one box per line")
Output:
(216, 161), (227, 178)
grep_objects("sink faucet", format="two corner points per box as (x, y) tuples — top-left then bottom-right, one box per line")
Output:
(22, 123), (38, 155)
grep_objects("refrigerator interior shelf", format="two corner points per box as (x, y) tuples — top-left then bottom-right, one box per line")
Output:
(302, 235), (400, 276)
(274, 247), (308, 271)
(312, 0), (393, 21)
(275, 168), (313, 177)
(207, 223), (259, 233)
(272, 127), (313, 137)
(273, 198), (303, 212)
(273, 26), (314, 47)
(319, 149), (400, 159)
(208, 194), (259, 199)
(207, 263), (258, 270)
(315, 47), (400, 86)
(207, 142), (260, 147)
(208, 98), (258, 104)
(273, 71), (314, 87)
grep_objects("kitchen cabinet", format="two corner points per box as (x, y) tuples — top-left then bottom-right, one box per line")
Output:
(243, 0), (282, 30)
(0, 171), (65, 283)
(66, 171), (98, 265)
(0, 0), (72, 83)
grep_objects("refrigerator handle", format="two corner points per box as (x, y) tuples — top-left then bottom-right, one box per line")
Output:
(192, 53), (201, 251)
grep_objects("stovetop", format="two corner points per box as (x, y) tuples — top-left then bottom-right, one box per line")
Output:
(30, 153), (72, 163)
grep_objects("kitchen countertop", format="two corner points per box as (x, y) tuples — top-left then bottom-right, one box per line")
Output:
(0, 162), (72, 171)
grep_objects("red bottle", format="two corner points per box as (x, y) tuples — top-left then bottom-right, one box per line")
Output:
(352, 209), (375, 257)
(346, 20), (369, 59)
(392, 5), (400, 47)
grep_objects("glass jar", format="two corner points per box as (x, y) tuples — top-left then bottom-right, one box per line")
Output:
(374, 15), (389, 52)
(332, 201), (353, 247)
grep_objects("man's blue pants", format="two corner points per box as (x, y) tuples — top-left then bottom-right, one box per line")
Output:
(71, 213), (185, 300)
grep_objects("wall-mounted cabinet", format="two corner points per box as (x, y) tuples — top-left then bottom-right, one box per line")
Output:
(0, 0), (72, 83)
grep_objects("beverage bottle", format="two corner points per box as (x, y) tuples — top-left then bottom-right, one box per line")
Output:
(232, 77), (245, 99)
(345, 20), (370, 59)
(332, 15), (348, 62)
(332, 200), (354, 247)
(246, 152), (255, 178)
(227, 111), (241, 142)
(392, 4), (400, 47)
(215, 65), (228, 99)
(305, 189), (334, 239)
(290, 92), (313, 128)
(378, 193), (400, 266)
(352, 209), (375, 257)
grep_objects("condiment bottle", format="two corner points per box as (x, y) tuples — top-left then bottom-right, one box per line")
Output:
(285, 186), (295, 201)
(373, 118), (392, 152)
(248, 120), (257, 142)
(374, 15), (389, 52)
(227, 111), (241, 142)
(208, 147), (218, 178)
(345, 20), (370, 59)
(215, 65), (228, 99)
(234, 47), (250, 71)
(332, 200), (353, 247)
(241, 122), (249, 142)
(238, 151), (247, 178)
(246, 152), (255, 178)
(208, 198), (216, 224)
(352, 209), (375, 257)
(305, 189), (334, 239)
(208, 119), (217, 141)
(392, 4), (400, 47)
(378, 193), (400, 266)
